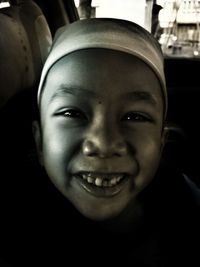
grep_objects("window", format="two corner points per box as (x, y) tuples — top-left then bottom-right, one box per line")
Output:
(158, 0), (200, 57)
(74, 0), (153, 32)
(0, 1), (10, 9)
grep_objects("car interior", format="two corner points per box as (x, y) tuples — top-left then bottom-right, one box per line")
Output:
(0, 0), (200, 264)
(1, 0), (199, 183)
(0, 1), (199, 188)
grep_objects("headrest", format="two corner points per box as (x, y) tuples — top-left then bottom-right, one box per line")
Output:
(0, 0), (52, 107)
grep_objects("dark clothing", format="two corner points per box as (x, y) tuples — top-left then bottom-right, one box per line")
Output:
(1, 162), (200, 266)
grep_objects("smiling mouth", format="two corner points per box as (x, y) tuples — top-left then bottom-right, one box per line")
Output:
(77, 172), (125, 187)
(73, 172), (130, 197)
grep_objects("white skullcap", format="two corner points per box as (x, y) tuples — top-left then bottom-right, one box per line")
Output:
(38, 18), (167, 116)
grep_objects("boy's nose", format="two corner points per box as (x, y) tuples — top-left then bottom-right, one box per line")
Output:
(82, 127), (128, 158)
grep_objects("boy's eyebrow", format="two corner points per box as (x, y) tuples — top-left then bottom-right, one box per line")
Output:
(49, 85), (97, 103)
(49, 85), (158, 106)
(123, 91), (158, 105)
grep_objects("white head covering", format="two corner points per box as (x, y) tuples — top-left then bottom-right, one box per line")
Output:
(38, 18), (167, 116)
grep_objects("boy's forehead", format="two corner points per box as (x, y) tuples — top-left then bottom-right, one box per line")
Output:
(38, 18), (167, 116)
(42, 49), (162, 108)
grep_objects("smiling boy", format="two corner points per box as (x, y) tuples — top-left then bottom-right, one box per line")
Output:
(32, 18), (200, 266)
(34, 18), (167, 221)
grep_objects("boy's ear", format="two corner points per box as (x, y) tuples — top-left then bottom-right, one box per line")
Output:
(161, 125), (170, 151)
(32, 121), (44, 166)
(161, 123), (186, 152)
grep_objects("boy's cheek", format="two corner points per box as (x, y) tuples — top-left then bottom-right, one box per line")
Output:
(42, 131), (77, 164)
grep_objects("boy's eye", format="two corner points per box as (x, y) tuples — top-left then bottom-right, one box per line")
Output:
(121, 112), (152, 122)
(57, 109), (87, 120)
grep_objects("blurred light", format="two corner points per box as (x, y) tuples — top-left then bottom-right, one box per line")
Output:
(0, 1), (10, 8)
(74, 0), (79, 8)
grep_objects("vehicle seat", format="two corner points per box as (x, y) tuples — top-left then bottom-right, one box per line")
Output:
(0, 0), (52, 108)
(0, 1), (52, 264)
(0, 0), (52, 188)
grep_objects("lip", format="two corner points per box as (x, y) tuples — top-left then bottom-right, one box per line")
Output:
(73, 172), (131, 198)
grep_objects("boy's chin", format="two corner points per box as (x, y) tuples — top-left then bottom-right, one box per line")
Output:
(76, 207), (123, 222)
(72, 199), (131, 222)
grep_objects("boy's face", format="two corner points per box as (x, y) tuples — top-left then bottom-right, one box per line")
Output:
(34, 49), (165, 221)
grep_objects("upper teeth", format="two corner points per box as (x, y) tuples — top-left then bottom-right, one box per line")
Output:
(81, 173), (124, 187)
